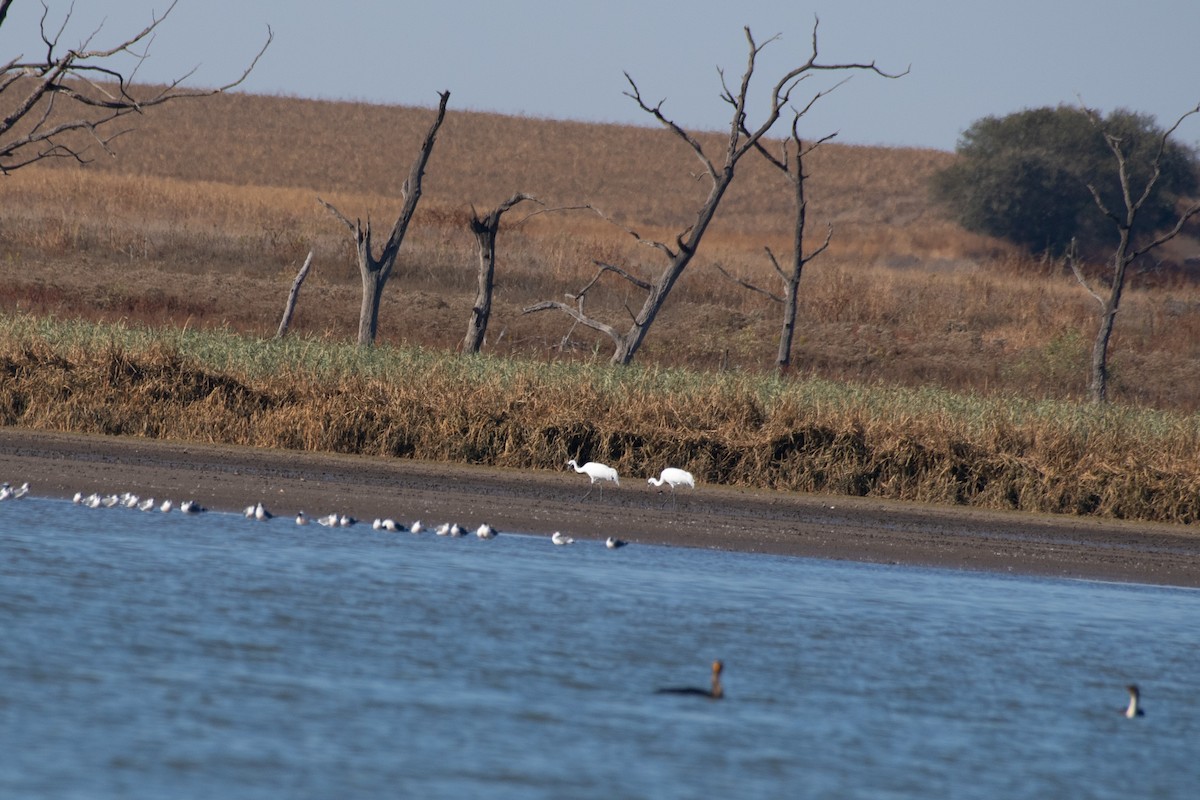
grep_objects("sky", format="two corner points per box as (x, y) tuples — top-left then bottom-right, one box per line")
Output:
(5, 0), (1200, 152)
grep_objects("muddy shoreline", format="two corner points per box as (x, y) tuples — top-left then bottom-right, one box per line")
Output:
(2, 427), (1198, 587)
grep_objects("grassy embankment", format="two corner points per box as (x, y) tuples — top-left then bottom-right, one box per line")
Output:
(3, 313), (1199, 524)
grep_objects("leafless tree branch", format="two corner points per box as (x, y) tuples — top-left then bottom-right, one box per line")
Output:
(0, 1), (272, 173)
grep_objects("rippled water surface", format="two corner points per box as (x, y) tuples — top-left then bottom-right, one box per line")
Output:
(2, 495), (1198, 798)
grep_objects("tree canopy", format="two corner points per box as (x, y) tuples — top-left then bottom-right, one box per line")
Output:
(931, 106), (1199, 257)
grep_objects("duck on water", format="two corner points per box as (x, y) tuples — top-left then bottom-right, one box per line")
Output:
(656, 660), (724, 699)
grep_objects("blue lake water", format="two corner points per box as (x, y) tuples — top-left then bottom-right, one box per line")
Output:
(2, 494), (1198, 799)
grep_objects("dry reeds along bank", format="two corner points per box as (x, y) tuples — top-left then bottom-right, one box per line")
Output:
(3, 315), (1200, 525)
(1, 90), (1198, 409)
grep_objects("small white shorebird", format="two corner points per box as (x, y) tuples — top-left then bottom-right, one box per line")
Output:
(605, 536), (628, 549)
(551, 531), (574, 546)
(0, 482), (30, 500)
(567, 459), (619, 498)
(409, 520), (424, 534)
(372, 518), (399, 532)
(436, 522), (466, 537)
(1123, 684), (1145, 718)
(476, 523), (497, 539)
(244, 501), (273, 521)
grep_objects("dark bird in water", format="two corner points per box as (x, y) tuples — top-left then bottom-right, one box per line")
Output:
(656, 660), (724, 699)
(1123, 684), (1145, 718)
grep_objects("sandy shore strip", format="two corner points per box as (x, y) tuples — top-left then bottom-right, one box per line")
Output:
(2, 427), (1199, 587)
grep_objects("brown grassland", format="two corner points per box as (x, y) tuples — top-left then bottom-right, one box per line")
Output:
(2, 89), (1200, 523)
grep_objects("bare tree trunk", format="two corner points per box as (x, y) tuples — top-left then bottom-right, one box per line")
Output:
(275, 250), (314, 339)
(523, 23), (901, 366)
(1073, 103), (1200, 403)
(320, 91), (450, 347)
(715, 125), (835, 371)
(463, 194), (539, 354)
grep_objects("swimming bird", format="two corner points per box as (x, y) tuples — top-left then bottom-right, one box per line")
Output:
(409, 520), (424, 534)
(567, 459), (619, 498)
(606, 536), (627, 549)
(551, 531), (574, 545)
(476, 523), (497, 539)
(656, 660), (724, 699)
(180, 500), (205, 514)
(296, 511), (310, 526)
(137, 497), (156, 512)
(317, 513), (340, 527)
(159, 500), (173, 513)
(337, 514), (356, 527)
(371, 518), (398, 532)
(244, 501), (273, 521)
(72, 491), (84, 504)
(0, 482), (30, 500)
(1123, 684), (1145, 718)
(435, 522), (465, 537)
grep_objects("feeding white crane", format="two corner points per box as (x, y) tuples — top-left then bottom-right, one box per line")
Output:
(567, 459), (619, 498)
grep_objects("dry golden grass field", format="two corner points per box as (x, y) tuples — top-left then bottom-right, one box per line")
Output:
(3, 88), (1200, 411)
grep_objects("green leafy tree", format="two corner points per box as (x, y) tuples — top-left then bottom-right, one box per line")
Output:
(932, 106), (1199, 257)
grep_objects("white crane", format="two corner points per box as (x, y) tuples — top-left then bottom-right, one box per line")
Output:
(567, 459), (619, 498)
(647, 467), (695, 491)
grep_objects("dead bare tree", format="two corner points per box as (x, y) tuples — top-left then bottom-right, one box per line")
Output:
(320, 91), (450, 347)
(719, 108), (839, 372)
(523, 22), (903, 366)
(0, 0), (271, 174)
(275, 250), (314, 339)
(462, 193), (542, 354)
(1068, 102), (1200, 403)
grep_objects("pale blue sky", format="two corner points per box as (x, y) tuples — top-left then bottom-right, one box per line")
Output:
(5, 0), (1199, 151)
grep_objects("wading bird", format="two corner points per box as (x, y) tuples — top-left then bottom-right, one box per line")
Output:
(567, 459), (619, 498)
(647, 467), (695, 492)
(656, 660), (724, 699)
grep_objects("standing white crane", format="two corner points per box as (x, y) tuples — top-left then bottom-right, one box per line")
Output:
(567, 459), (620, 498)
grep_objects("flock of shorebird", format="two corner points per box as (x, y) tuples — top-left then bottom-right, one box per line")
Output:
(55, 489), (632, 550)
